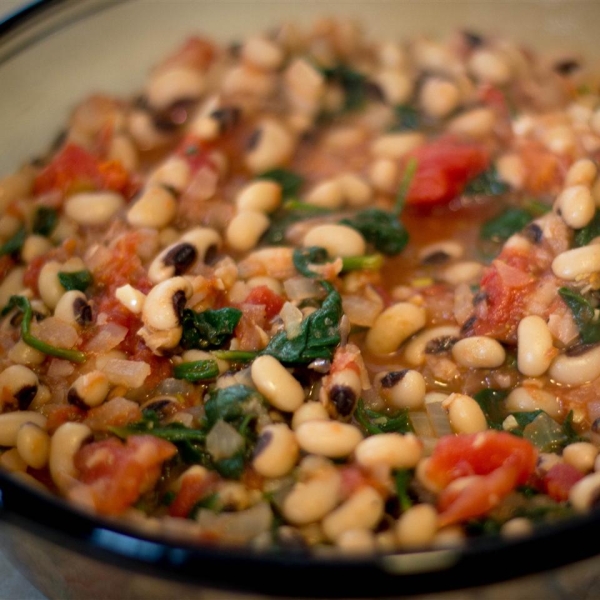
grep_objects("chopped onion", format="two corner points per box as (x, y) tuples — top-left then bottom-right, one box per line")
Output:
(47, 358), (75, 379)
(102, 358), (151, 388)
(84, 322), (128, 353)
(206, 419), (244, 461)
(32, 317), (79, 349)
(280, 301), (303, 339)
(425, 392), (453, 437)
(196, 501), (273, 544)
(84, 397), (142, 432)
(342, 293), (383, 327)
(152, 377), (195, 397)
(283, 276), (322, 302)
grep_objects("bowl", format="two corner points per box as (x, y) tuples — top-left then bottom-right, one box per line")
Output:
(2, 1), (600, 599)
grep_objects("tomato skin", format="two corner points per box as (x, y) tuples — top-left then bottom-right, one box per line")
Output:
(74, 435), (177, 516)
(541, 463), (583, 502)
(242, 285), (285, 321)
(33, 143), (136, 198)
(168, 470), (219, 518)
(426, 431), (538, 526)
(404, 138), (490, 206)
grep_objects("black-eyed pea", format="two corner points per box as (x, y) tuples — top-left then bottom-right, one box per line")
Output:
(441, 261), (484, 286)
(236, 180), (282, 214)
(0, 168), (35, 212)
(517, 315), (555, 377)
(181, 349), (229, 374)
(251, 355), (305, 412)
(569, 472), (600, 512)
(115, 284), (146, 314)
(395, 504), (439, 549)
(368, 158), (398, 194)
(500, 517), (534, 539)
(38, 261), (65, 310)
(365, 302), (427, 356)
(305, 179), (344, 209)
(0, 365), (39, 411)
(0, 448), (27, 472)
(108, 133), (139, 172)
(145, 66), (206, 110)
(505, 385), (562, 419)
(225, 210), (270, 253)
(127, 185), (177, 229)
(418, 240), (463, 265)
(378, 369), (426, 410)
(54, 290), (92, 327)
(372, 69), (413, 105)
(563, 442), (598, 474)
(451, 336), (506, 368)
(442, 393), (488, 434)
(49, 422), (92, 493)
(295, 421), (363, 458)
(0, 411), (47, 446)
(68, 370), (110, 409)
(16, 422), (50, 469)
(468, 48), (512, 85)
(0, 266), (25, 309)
(7, 339), (46, 367)
(252, 423), (299, 478)
(433, 525), (466, 548)
(322, 486), (384, 542)
(282, 457), (342, 525)
(241, 35), (284, 71)
(419, 77), (461, 119)
(246, 276), (283, 295)
(303, 223), (366, 258)
(336, 528), (377, 554)
(21, 234), (52, 263)
(291, 401), (330, 430)
(245, 118), (295, 173)
(283, 57), (325, 113)
(496, 153), (525, 189)
(337, 173), (372, 207)
(320, 366), (362, 420)
(555, 185), (595, 229)
(551, 245), (600, 281)
(370, 132), (425, 159)
(142, 276), (192, 331)
(64, 191), (124, 226)
(548, 345), (600, 386)
(148, 156), (191, 193)
(447, 107), (496, 139)
(354, 432), (423, 471)
(403, 325), (461, 366)
(565, 158), (597, 188)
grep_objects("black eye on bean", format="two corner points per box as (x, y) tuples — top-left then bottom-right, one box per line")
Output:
(329, 384), (357, 417)
(163, 243), (198, 275)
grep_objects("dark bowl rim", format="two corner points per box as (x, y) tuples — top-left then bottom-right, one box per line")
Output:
(1, 0), (600, 597)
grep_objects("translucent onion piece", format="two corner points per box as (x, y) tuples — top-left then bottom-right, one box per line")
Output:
(84, 322), (128, 353)
(206, 419), (244, 461)
(196, 501), (273, 544)
(102, 358), (151, 388)
(425, 392), (453, 438)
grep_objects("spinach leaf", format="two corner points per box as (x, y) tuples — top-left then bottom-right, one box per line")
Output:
(480, 207), (533, 241)
(58, 269), (93, 292)
(393, 469), (414, 512)
(293, 246), (329, 278)
(340, 208), (409, 255)
(262, 282), (342, 364)
(173, 359), (220, 382)
(32, 206), (59, 236)
(574, 209), (600, 247)
(257, 169), (304, 199)
(465, 166), (509, 197)
(204, 384), (264, 428)
(212, 349), (258, 363)
(264, 202), (330, 245)
(0, 227), (25, 257)
(180, 307), (243, 350)
(355, 398), (413, 436)
(392, 104), (420, 131)
(473, 388), (509, 430)
(4, 295), (86, 363)
(321, 64), (368, 111)
(558, 287), (600, 344)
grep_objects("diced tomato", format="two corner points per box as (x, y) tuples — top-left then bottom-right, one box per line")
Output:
(540, 463), (583, 502)
(242, 285), (285, 321)
(519, 140), (569, 195)
(44, 404), (86, 434)
(404, 137), (490, 206)
(74, 435), (177, 516)
(0, 255), (15, 280)
(176, 135), (218, 173)
(168, 469), (219, 518)
(477, 84), (511, 119)
(33, 143), (137, 199)
(425, 431), (537, 527)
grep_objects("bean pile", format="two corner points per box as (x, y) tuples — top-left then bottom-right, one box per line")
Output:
(1, 17), (600, 554)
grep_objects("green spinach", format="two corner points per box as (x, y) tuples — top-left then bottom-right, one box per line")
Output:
(180, 307), (243, 350)
(558, 287), (600, 344)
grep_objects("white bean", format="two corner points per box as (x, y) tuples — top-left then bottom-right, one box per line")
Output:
(555, 185), (595, 229)
(442, 393), (488, 434)
(451, 336), (506, 368)
(49, 422), (92, 493)
(127, 185), (177, 229)
(303, 223), (366, 258)
(517, 315), (555, 377)
(16, 422), (50, 469)
(366, 303), (427, 356)
(226, 210), (270, 253)
(295, 420), (363, 458)
(354, 433), (423, 471)
(251, 355), (305, 412)
(64, 191), (124, 226)
(0, 411), (46, 446)
(252, 423), (299, 478)
(395, 504), (438, 549)
(551, 245), (600, 280)
(548, 345), (600, 385)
